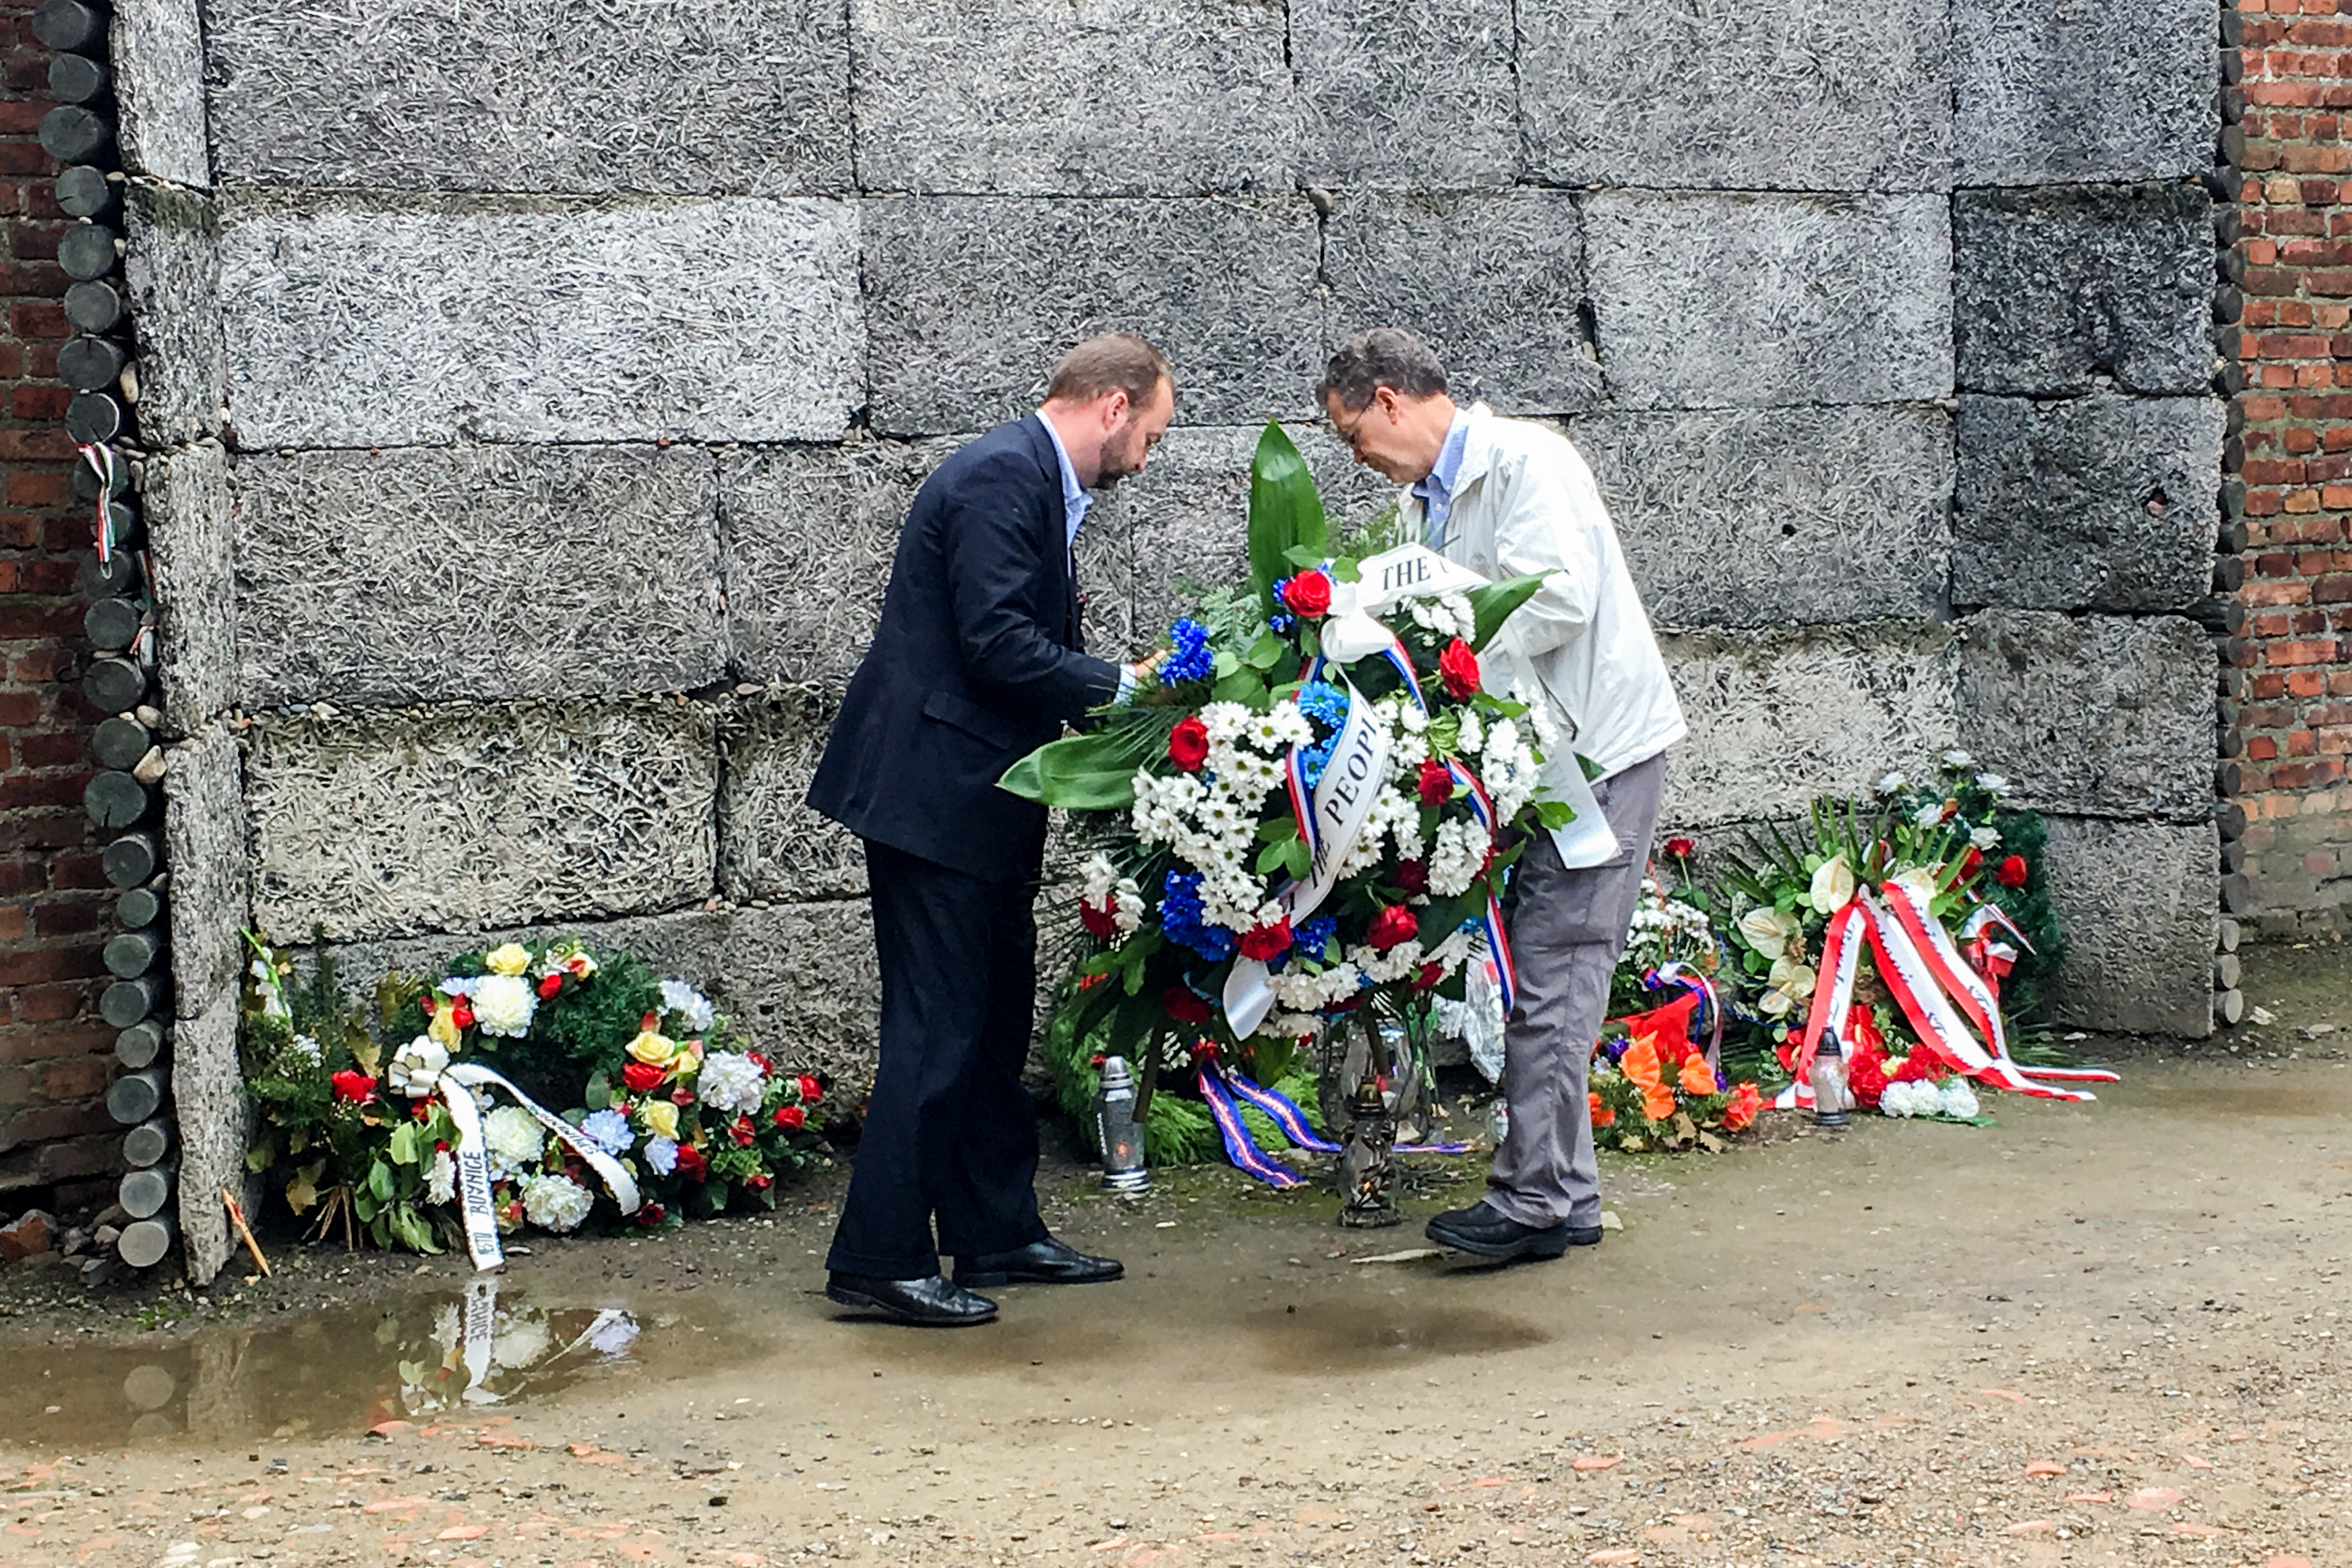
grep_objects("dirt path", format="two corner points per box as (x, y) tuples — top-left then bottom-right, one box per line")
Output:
(2, 942), (2348, 1568)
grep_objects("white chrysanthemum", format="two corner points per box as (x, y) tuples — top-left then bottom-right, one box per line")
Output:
(1937, 1079), (1981, 1119)
(520, 1172), (594, 1233)
(483, 1105), (549, 1172)
(698, 1050), (766, 1116)
(1111, 880), (1145, 936)
(1199, 701), (1254, 744)
(1081, 852), (1121, 904)
(471, 973), (537, 1038)
(426, 1149), (456, 1205)
(1428, 817), (1490, 898)
(1456, 708), (1484, 754)
(659, 979), (716, 1035)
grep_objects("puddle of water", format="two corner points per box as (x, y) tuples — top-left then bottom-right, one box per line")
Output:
(1238, 1299), (1548, 1371)
(2138, 1083), (2352, 1119)
(0, 1277), (713, 1446)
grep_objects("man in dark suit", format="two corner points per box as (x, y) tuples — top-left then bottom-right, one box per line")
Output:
(808, 334), (1176, 1327)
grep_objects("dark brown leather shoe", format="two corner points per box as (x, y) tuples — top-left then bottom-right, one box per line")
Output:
(955, 1235), (1124, 1288)
(824, 1271), (998, 1325)
(1426, 1200), (1599, 1261)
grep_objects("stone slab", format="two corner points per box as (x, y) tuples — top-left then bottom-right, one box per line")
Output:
(218, 195), (864, 448)
(1323, 190), (1603, 415)
(234, 444), (725, 708)
(1954, 0), (2218, 184)
(315, 901), (883, 1090)
(111, 0), (210, 187)
(1658, 623), (1960, 829)
(1586, 193), (1952, 410)
(1292, 0), (1519, 190)
(1954, 609), (2214, 822)
(144, 440), (236, 734)
(123, 183), (223, 448)
(1954, 184), (2214, 396)
(861, 195), (1323, 434)
(1519, 0), (1951, 191)
(164, 727), (249, 1023)
(720, 438), (942, 693)
(205, 0), (850, 195)
(1571, 404), (1954, 628)
(720, 697), (865, 903)
(851, 0), (1293, 195)
(246, 700), (719, 941)
(2040, 815), (2217, 1038)
(1955, 394), (2225, 613)
(172, 987), (243, 1284)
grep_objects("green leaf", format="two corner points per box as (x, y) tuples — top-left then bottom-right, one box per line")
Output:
(1464, 572), (1549, 653)
(1256, 841), (1288, 874)
(1281, 839), (1311, 879)
(1330, 557), (1361, 584)
(1244, 630), (1285, 671)
(999, 731), (1146, 809)
(1257, 816), (1300, 843)
(1211, 668), (1268, 707)
(367, 1159), (394, 1203)
(584, 1073), (610, 1111)
(1212, 648), (1241, 678)
(1282, 544), (1329, 571)
(386, 1121), (421, 1166)
(1247, 422), (1327, 609)
(1535, 799), (1574, 830)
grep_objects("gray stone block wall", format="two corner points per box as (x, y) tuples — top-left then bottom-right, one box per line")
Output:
(144, 440), (236, 735)
(1292, 0), (1518, 191)
(1953, 0), (2219, 185)
(109, 0), (210, 189)
(122, 183), (223, 449)
(2041, 816), (2220, 1038)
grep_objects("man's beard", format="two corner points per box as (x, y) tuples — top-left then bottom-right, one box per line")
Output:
(1093, 426), (1145, 490)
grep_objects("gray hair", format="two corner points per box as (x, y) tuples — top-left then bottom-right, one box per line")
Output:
(1319, 326), (1449, 410)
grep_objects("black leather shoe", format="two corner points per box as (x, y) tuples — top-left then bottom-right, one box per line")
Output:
(824, 1271), (998, 1326)
(955, 1235), (1124, 1288)
(1425, 1200), (1600, 1261)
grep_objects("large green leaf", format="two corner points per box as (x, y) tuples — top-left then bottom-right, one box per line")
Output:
(1247, 422), (1327, 609)
(1465, 572), (1550, 653)
(999, 730), (1147, 809)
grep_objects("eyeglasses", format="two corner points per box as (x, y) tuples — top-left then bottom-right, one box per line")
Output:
(1327, 403), (1374, 454)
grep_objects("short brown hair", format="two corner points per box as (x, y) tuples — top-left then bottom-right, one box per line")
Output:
(1045, 332), (1173, 409)
(1320, 326), (1449, 410)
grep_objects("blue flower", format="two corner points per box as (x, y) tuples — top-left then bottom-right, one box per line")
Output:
(1299, 735), (1339, 788)
(1160, 618), (1214, 686)
(644, 1135), (679, 1176)
(1159, 870), (1235, 961)
(578, 1108), (632, 1156)
(1295, 916), (1338, 963)
(1298, 680), (1348, 728)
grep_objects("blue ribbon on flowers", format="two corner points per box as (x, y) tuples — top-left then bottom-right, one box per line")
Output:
(1197, 1060), (1305, 1188)
(1199, 1058), (1471, 1188)
(1642, 961), (1722, 1070)
(1447, 759), (1520, 1021)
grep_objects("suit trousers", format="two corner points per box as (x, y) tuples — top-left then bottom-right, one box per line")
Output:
(1486, 749), (1670, 1230)
(824, 840), (1052, 1279)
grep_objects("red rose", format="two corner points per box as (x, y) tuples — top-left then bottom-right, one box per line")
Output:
(673, 1143), (708, 1182)
(1367, 905), (1419, 951)
(635, 1203), (666, 1227)
(797, 1074), (823, 1104)
(1664, 836), (1695, 860)
(1238, 917), (1292, 961)
(621, 1061), (665, 1093)
(330, 1070), (375, 1104)
(640, 1011), (661, 1033)
(744, 1172), (771, 1191)
(1416, 757), (1453, 806)
(1162, 986), (1215, 1025)
(1996, 854), (2029, 888)
(450, 1002), (475, 1029)
(774, 1104), (807, 1130)
(1958, 847), (1984, 881)
(1079, 899), (1119, 940)
(1437, 638), (1480, 700)
(537, 972), (564, 998)
(1395, 859), (1428, 897)
(419, 993), (435, 1017)
(729, 1115), (756, 1147)
(1280, 570), (1332, 619)
(1167, 715), (1209, 772)
(1410, 961), (1445, 992)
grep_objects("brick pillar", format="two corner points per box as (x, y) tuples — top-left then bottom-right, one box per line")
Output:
(0, 1), (117, 1201)
(2226, 0), (2352, 936)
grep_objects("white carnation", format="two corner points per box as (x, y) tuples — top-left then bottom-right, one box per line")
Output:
(659, 979), (716, 1035)
(1937, 1079), (1981, 1119)
(698, 1050), (766, 1116)
(426, 1149), (456, 1205)
(470, 973), (537, 1038)
(1428, 817), (1490, 898)
(483, 1105), (549, 1173)
(520, 1172), (594, 1234)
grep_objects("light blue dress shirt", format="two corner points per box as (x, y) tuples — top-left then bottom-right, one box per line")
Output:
(1034, 411), (1093, 547)
(1411, 409), (1473, 548)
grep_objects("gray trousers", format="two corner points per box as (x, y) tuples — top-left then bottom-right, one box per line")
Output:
(1487, 749), (1670, 1229)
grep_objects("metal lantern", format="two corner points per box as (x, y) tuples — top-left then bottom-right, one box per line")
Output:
(1093, 1055), (1149, 1193)
(1811, 1036), (1852, 1128)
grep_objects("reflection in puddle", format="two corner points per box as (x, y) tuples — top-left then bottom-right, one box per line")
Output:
(0, 1277), (682, 1445)
(1241, 1300), (1548, 1370)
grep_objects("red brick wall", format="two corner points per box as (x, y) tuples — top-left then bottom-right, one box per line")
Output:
(2225, 0), (2352, 936)
(0, 0), (117, 1199)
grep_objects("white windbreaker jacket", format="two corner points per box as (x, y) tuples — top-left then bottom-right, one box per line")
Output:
(1398, 402), (1686, 789)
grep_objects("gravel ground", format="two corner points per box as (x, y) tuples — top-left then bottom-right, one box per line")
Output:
(1, 940), (2347, 1568)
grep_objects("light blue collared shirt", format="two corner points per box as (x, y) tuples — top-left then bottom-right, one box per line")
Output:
(1034, 411), (1093, 547)
(1411, 409), (1473, 548)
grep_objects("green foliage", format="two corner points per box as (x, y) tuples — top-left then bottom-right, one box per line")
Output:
(1246, 422), (1327, 611)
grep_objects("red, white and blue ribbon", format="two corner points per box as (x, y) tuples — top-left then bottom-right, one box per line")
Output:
(1644, 960), (1722, 1069)
(1197, 1057), (1470, 1188)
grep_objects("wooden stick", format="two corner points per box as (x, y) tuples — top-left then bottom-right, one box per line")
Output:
(222, 1188), (271, 1276)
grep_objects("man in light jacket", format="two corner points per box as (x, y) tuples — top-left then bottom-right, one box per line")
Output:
(1320, 326), (1686, 1263)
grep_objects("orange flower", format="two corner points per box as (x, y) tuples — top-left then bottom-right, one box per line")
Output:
(1588, 1091), (1615, 1129)
(1620, 1035), (1663, 1092)
(1641, 1082), (1679, 1123)
(1721, 1081), (1764, 1132)
(1679, 1053), (1720, 1097)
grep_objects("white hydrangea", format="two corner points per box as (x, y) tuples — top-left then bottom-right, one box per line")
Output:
(1937, 1078), (1981, 1119)
(520, 1172), (594, 1233)
(482, 1106), (549, 1174)
(698, 1050), (766, 1116)
(659, 979), (716, 1035)
(470, 973), (537, 1038)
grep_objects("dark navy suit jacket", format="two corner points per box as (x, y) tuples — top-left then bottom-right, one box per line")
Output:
(806, 416), (1119, 880)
